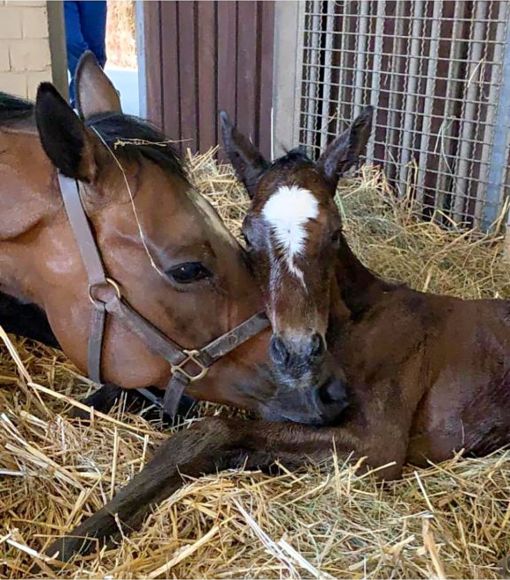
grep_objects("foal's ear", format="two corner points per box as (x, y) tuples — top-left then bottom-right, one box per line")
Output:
(35, 83), (100, 182)
(220, 111), (269, 198)
(76, 51), (122, 119)
(318, 106), (374, 189)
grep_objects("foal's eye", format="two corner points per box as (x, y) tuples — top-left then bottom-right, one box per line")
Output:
(331, 229), (341, 244)
(242, 232), (252, 248)
(166, 262), (212, 284)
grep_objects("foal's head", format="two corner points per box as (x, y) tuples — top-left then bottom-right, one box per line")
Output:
(221, 108), (373, 395)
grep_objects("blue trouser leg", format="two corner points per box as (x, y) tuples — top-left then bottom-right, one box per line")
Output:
(79, 1), (107, 67)
(64, 1), (107, 106)
(64, 1), (88, 106)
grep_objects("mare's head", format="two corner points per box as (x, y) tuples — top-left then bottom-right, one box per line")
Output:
(220, 107), (373, 398)
(0, 54), (348, 425)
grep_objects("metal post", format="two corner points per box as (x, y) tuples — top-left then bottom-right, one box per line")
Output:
(398, 0), (424, 195)
(452, 1), (488, 224)
(367, 0), (385, 163)
(272, 1), (305, 156)
(416, 0), (443, 205)
(47, 0), (68, 100)
(353, 0), (369, 118)
(320, 0), (336, 150)
(483, 13), (510, 231)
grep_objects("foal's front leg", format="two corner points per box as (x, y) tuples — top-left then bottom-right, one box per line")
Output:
(45, 417), (369, 562)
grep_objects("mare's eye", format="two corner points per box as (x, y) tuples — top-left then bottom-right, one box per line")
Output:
(166, 262), (211, 284)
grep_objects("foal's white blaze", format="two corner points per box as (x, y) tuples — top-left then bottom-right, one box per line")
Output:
(262, 185), (319, 283)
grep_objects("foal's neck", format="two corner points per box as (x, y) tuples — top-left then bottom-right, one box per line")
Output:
(334, 233), (392, 316)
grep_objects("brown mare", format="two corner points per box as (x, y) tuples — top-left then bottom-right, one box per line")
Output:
(0, 53), (348, 425)
(46, 109), (510, 565)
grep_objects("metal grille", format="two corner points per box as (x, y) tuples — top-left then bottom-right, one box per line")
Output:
(299, 0), (510, 231)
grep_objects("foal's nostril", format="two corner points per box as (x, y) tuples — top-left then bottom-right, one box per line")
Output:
(309, 332), (325, 358)
(270, 336), (290, 366)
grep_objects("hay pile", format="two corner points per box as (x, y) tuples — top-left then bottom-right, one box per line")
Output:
(1, 151), (509, 579)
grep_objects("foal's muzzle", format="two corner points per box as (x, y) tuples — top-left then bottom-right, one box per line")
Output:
(270, 332), (326, 377)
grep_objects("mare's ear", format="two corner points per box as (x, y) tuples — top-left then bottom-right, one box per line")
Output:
(318, 106), (374, 190)
(220, 110), (269, 198)
(35, 82), (101, 182)
(76, 51), (122, 119)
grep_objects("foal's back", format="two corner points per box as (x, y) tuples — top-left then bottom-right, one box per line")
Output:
(338, 283), (510, 465)
(409, 293), (510, 463)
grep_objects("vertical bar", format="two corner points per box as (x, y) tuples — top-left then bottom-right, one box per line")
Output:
(452, 1), (488, 223)
(386, 0), (406, 183)
(217, 1), (237, 162)
(305, 0), (322, 152)
(483, 13), (510, 230)
(398, 0), (425, 193)
(435, 0), (466, 216)
(197, 1), (216, 152)
(333, 0), (352, 137)
(47, 0), (68, 99)
(319, 0), (336, 150)
(258, 0), (275, 159)
(141, 1), (164, 129)
(237, 1), (259, 142)
(475, 1), (507, 227)
(177, 1), (198, 152)
(353, 0), (369, 118)
(293, 0), (306, 152)
(416, 0), (443, 205)
(367, 0), (386, 162)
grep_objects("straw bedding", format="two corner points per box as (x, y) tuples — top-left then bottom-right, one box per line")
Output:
(1, 151), (509, 579)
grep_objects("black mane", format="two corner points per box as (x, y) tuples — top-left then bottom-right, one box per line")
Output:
(0, 92), (33, 123)
(86, 112), (188, 182)
(0, 92), (187, 182)
(270, 147), (314, 170)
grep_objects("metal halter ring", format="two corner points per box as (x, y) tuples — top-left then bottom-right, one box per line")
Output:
(171, 349), (209, 382)
(88, 277), (122, 306)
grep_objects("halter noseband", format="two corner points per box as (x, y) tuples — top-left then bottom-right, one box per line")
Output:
(58, 174), (269, 416)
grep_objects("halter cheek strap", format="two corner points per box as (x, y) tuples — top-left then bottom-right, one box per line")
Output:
(58, 173), (269, 417)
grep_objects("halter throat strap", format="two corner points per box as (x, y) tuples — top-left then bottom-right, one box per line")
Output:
(58, 173), (269, 416)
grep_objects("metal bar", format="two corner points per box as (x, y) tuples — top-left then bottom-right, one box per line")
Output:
(353, 0), (369, 118)
(335, 0), (352, 136)
(475, 1), (507, 227)
(366, 0), (385, 163)
(435, 0), (466, 217)
(483, 9), (510, 230)
(305, 1), (322, 151)
(416, 0), (443, 205)
(272, 1), (305, 156)
(452, 1), (488, 223)
(320, 0), (336, 150)
(386, 0), (406, 184)
(398, 0), (425, 195)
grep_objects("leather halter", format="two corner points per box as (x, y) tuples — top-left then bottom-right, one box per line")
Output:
(58, 174), (269, 417)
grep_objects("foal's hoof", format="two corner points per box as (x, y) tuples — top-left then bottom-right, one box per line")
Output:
(46, 535), (97, 563)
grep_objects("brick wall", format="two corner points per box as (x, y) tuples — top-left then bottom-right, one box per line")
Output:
(0, 0), (52, 100)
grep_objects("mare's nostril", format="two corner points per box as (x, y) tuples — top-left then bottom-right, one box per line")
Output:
(309, 332), (325, 358)
(318, 377), (348, 407)
(270, 335), (289, 366)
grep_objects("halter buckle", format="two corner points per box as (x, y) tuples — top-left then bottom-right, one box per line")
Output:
(89, 278), (122, 306)
(171, 349), (209, 382)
